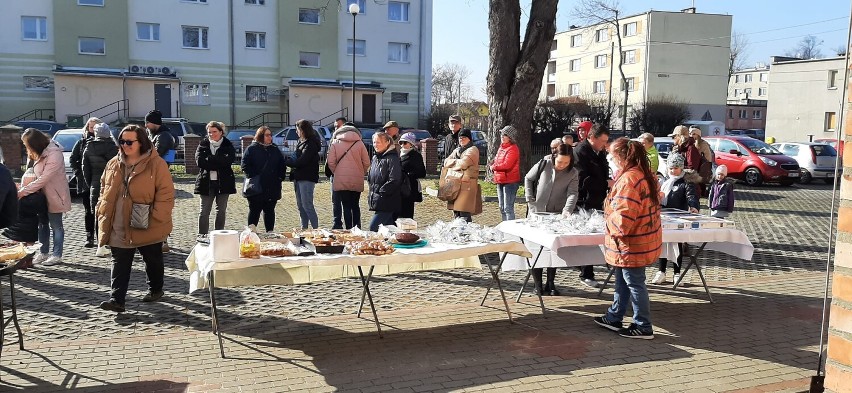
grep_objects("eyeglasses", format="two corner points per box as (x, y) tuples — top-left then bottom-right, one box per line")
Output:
(118, 139), (137, 146)
(263, 133), (272, 137)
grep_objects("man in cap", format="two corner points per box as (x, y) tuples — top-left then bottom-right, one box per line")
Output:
(383, 120), (401, 150)
(443, 115), (464, 159)
(144, 110), (175, 159)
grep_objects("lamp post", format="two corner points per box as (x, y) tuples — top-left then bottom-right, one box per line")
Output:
(349, 3), (360, 123)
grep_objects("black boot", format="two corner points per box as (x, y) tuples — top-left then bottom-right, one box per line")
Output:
(532, 268), (545, 296)
(545, 267), (560, 296)
(84, 232), (95, 248)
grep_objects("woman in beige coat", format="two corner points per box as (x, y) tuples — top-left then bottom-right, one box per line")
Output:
(443, 129), (481, 221)
(327, 125), (370, 229)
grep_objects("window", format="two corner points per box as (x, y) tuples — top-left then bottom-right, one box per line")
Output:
(782, 145), (799, 156)
(388, 1), (409, 22)
(716, 139), (738, 154)
(734, 75), (740, 83)
(245, 0), (265, 4)
(752, 110), (762, 120)
(760, 73), (767, 82)
(759, 87), (767, 96)
(347, 39), (366, 56)
(739, 109), (747, 119)
(734, 89), (741, 96)
(182, 26), (208, 49)
(298, 8), (320, 24)
(78, 0), (103, 5)
(825, 112), (837, 131)
(246, 85), (267, 102)
(245, 32), (266, 49)
(569, 83), (580, 96)
(21, 16), (47, 41)
(388, 42), (409, 63)
(570, 34), (582, 47)
(546, 84), (556, 97)
(595, 54), (607, 68)
(182, 83), (210, 105)
(78, 37), (105, 55)
(593, 80), (606, 94)
(744, 74), (753, 83)
(391, 92), (409, 104)
(182, 0), (207, 3)
(595, 28), (609, 42)
(136, 23), (160, 41)
(299, 52), (320, 67)
(622, 50), (636, 64)
(622, 77), (634, 91)
(23, 76), (53, 91)
(728, 109), (734, 119)
(618, 105), (633, 117)
(623, 22), (637, 37)
(348, 0), (366, 13)
(569, 59), (580, 72)
(829, 70), (839, 88)
(744, 88), (752, 97)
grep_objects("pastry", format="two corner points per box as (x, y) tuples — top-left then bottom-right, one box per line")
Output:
(260, 242), (295, 257)
(348, 240), (395, 256)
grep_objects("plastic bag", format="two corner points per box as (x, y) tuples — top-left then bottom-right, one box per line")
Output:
(239, 226), (261, 259)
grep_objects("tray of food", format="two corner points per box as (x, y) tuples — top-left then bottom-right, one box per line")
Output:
(304, 237), (345, 254)
(347, 240), (395, 256)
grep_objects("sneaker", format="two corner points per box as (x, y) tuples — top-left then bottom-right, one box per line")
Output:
(581, 278), (600, 288)
(651, 271), (666, 285)
(32, 253), (49, 265)
(594, 316), (623, 332)
(142, 290), (164, 302)
(618, 323), (654, 340)
(196, 234), (208, 243)
(99, 299), (126, 313)
(41, 256), (62, 266)
(95, 246), (111, 258)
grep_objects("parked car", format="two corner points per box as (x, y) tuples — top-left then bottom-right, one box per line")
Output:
(631, 136), (673, 182)
(273, 125), (330, 160)
(814, 138), (845, 157)
(114, 117), (191, 162)
(705, 136), (800, 186)
(14, 120), (66, 136)
(51, 129), (85, 191)
(226, 129), (257, 163)
(360, 128), (377, 156)
(772, 142), (839, 184)
(401, 129), (433, 149)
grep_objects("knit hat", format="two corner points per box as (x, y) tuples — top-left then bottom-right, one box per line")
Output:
(667, 152), (685, 169)
(578, 121), (593, 132)
(399, 132), (417, 146)
(93, 122), (112, 139)
(144, 110), (163, 125)
(458, 129), (472, 139)
(715, 164), (728, 177)
(500, 125), (519, 143)
(668, 125), (689, 138)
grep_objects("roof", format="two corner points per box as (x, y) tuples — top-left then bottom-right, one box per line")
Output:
(771, 56), (847, 66)
(557, 9), (730, 34)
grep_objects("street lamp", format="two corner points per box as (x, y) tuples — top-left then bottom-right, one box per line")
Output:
(349, 3), (360, 123)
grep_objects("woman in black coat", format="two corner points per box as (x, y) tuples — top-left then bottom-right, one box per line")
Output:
(70, 117), (98, 246)
(283, 119), (321, 229)
(195, 121), (237, 239)
(241, 126), (285, 232)
(368, 132), (403, 231)
(397, 132), (427, 219)
(82, 122), (118, 249)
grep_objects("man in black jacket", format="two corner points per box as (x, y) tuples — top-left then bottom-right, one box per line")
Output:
(0, 163), (17, 230)
(145, 110), (175, 159)
(573, 123), (611, 288)
(443, 114), (464, 159)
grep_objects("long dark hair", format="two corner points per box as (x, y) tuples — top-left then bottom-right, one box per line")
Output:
(21, 128), (51, 159)
(609, 137), (660, 206)
(296, 119), (318, 141)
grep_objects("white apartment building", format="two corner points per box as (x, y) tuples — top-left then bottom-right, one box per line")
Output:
(728, 64), (770, 101)
(542, 8), (732, 128)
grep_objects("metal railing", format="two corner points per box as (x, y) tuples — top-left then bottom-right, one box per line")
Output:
(6, 109), (56, 123)
(79, 99), (129, 123)
(380, 109), (391, 124)
(312, 108), (348, 128)
(236, 112), (289, 129)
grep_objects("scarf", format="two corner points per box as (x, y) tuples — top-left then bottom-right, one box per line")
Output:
(660, 172), (684, 206)
(400, 146), (413, 156)
(208, 138), (223, 181)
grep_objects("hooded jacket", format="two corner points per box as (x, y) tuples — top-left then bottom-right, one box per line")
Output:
(82, 135), (118, 203)
(194, 136), (237, 195)
(443, 142), (481, 213)
(662, 170), (702, 211)
(368, 146), (402, 212)
(491, 142), (521, 184)
(18, 141), (72, 214)
(70, 132), (92, 193)
(286, 136), (321, 183)
(603, 166), (662, 268)
(328, 129), (370, 192)
(708, 178), (735, 213)
(573, 139), (609, 210)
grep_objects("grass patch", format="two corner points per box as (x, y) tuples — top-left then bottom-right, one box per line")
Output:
(426, 178), (525, 198)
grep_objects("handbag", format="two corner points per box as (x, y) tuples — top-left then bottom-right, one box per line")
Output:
(122, 168), (152, 229)
(242, 160), (268, 197)
(326, 140), (360, 178)
(437, 166), (463, 202)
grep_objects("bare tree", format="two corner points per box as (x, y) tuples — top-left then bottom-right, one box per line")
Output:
(784, 35), (824, 59)
(729, 30), (750, 81)
(833, 44), (848, 57)
(431, 63), (473, 106)
(573, 0), (628, 133)
(486, 0), (558, 174)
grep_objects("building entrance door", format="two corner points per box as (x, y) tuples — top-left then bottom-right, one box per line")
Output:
(154, 84), (172, 117)
(362, 94), (375, 124)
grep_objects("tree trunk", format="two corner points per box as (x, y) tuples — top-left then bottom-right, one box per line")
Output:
(487, 0), (558, 176)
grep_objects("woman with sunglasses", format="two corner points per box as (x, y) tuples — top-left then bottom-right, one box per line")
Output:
(96, 125), (175, 313)
(241, 126), (285, 232)
(194, 121), (236, 241)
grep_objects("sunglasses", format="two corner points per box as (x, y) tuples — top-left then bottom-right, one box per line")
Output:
(118, 139), (137, 146)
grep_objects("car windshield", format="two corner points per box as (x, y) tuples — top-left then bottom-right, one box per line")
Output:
(361, 129), (376, 141)
(812, 145), (837, 156)
(227, 130), (254, 141)
(471, 131), (485, 141)
(739, 138), (782, 155)
(53, 134), (80, 152)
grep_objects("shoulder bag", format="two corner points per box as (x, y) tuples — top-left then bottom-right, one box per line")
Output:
(123, 166), (151, 229)
(243, 159), (268, 198)
(325, 140), (360, 178)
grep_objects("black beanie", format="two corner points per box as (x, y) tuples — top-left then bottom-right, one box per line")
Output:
(145, 110), (163, 125)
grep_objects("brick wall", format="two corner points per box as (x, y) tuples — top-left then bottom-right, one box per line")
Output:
(184, 134), (201, 175)
(421, 138), (439, 175)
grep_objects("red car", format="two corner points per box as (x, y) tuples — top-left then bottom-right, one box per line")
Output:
(705, 136), (800, 186)
(814, 138), (845, 157)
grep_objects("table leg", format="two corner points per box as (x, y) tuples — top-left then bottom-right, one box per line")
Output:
(516, 244), (544, 302)
(0, 279), (4, 364)
(357, 266), (383, 338)
(597, 268), (616, 297)
(207, 271), (225, 358)
(480, 252), (507, 306)
(672, 242), (713, 303)
(8, 273), (22, 350)
(483, 252), (514, 323)
(356, 265), (375, 318)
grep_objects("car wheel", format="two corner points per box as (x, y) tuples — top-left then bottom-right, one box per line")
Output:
(744, 167), (763, 186)
(799, 170), (812, 184)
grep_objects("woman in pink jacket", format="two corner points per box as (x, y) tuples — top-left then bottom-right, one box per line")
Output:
(327, 125), (370, 229)
(490, 125), (521, 221)
(18, 129), (72, 266)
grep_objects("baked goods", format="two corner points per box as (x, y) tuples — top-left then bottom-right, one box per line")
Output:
(348, 240), (395, 256)
(394, 232), (420, 244)
(0, 242), (27, 262)
(259, 241), (295, 257)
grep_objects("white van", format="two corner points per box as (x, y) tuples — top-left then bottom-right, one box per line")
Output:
(683, 121), (726, 137)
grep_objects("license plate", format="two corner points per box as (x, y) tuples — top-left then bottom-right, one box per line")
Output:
(788, 171), (800, 177)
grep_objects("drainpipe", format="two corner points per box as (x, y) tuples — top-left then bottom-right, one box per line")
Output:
(417, 0), (424, 125)
(121, 71), (127, 122)
(228, 0), (236, 126)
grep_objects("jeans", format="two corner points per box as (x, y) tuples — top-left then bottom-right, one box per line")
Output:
(605, 267), (653, 331)
(38, 212), (64, 257)
(331, 180), (343, 229)
(247, 197), (277, 232)
(293, 181), (318, 229)
(337, 190), (362, 229)
(369, 211), (395, 232)
(109, 242), (164, 304)
(497, 183), (520, 221)
(199, 193), (230, 235)
(81, 189), (94, 235)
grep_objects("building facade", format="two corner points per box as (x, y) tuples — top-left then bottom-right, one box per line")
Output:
(764, 56), (845, 142)
(0, 0), (432, 128)
(727, 65), (770, 101)
(541, 8), (732, 129)
(725, 99), (767, 131)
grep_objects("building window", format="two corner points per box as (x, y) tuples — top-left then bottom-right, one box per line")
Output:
(744, 88), (752, 97)
(739, 109), (747, 119)
(752, 110), (762, 120)
(347, 39), (366, 56)
(299, 52), (320, 67)
(734, 89), (741, 96)
(348, 0), (366, 13)
(245, 0), (265, 4)
(388, 42), (410, 63)
(78, 37), (105, 55)
(182, 26), (208, 49)
(569, 59), (580, 72)
(182, 83), (210, 105)
(595, 28), (609, 42)
(78, 0), (104, 5)
(182, 0), (207, 3)
(826, 112), (837, 131)
(21, 16), (47, 41)
(595, 54), (607, 68)
(829, 70), (839, 88)
(744, 74), (753, 83)
(760, 73), (767, 82)
(23, 76), (53, 91)
(388, 1), (409, 22)
(758, 87), (767, 96)
(136, 23), (160, 41)
(298, 9), (320, 24)
(622, 50), (636, 64)
(623, 22), (637, 37)
(622, 77), (634, 92)
(391, 92), (409, 104)
(734, 75), (740, 83)
(245, 32), (266, 49)
(618, 105), (633, 117)
(546, 84), (556, 98)
(570, 34), (582, 47)
(728, 109), (734, 119)
(569, 83), (580, 96)
(593, 80), (606, 94)
(246, 85), (267, 102)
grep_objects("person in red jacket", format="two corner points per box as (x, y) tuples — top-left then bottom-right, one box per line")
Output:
(490, 125), (522, 221)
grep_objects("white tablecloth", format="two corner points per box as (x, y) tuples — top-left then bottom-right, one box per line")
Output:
(496, 220), (753, 271)
(185, 240), (532, 293)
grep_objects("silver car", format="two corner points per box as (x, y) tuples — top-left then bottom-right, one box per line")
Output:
(772, 142), (839, 184)
(274, 126), (330, 160)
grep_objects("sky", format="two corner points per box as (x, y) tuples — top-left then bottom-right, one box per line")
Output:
(432, 0), (851, 100)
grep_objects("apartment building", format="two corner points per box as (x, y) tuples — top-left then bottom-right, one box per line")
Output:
(0, 0), (432, 127)
(765, 56), (845, 142)
(727, 64), (770, 100)
(541, 8), (732, 128)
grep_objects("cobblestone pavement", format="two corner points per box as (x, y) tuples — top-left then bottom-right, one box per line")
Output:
(0, 178), (838, 392)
